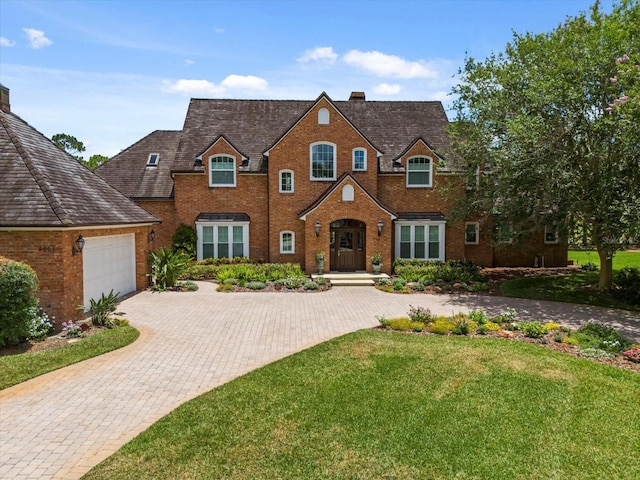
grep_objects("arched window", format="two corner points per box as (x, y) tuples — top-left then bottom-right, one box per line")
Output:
(280, 231), (295, 254)
(342, 184), (354, 201)
(318, 108), (329, 124)
(352, 148), (366, 171)
(310, 142), (336, 180)
(279, 169), (294, 193)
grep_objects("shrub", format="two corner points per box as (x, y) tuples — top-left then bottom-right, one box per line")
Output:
(222, 278), (239, 285)
(393, 278), (407, 291)
(579, 348), (616, 359)
(484, 321), (501, 331)
(452, 317), (476, 335)
(150, 247), (192, 289)
(62, 320), (84, 338)
(563, 336), (579, 346)
(29, 307), (54, 341)
(172, 223), (197, 258)
(411, 322), (424, 332)
(111, 317), (130, 327)
(377, 315), (390, 327)
(304, 281), (319, 290)
(476, 324), (489, 335)
(410, 282), (425, 291)
(377, 278), (392, 286)
(217, 283), (234, 292)
(429, 317), (455, 335)
(87, 290), (123, 328)
(544, 322), (561, 332)
(181, 280), (198, 291)
(622, 347), (640, 363)
(246, 281), (266, 290)
(576, 320), (631, 353)
(283, 277), (307, 289)
(521, 321), (547, 339)
(493, 308), (517, 323)
(408, 305), (432, 323)
(394, 259), (483, 285)
(0, 258), (39, 347)
(468, 309), (489, 325)
(387, 317), (413, 331)
(613, 266), (640, 305)
(315, 277), (327, 286)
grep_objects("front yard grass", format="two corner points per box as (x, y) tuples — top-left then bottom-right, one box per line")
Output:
(0, 326), (139, 390)
(500, 250), (640, 310)
(84, 331), (640, 480)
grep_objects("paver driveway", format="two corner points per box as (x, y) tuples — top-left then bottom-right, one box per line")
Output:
(1, 282), (639, 479)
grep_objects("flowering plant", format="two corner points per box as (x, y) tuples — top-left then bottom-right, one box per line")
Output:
(622, 347), (640, 363)
(62, 320), (84, 338)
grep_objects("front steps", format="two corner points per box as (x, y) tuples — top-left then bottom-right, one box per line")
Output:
(311, 272), (389, 287)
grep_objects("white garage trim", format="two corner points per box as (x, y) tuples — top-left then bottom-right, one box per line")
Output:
(83, 234), (136, 309)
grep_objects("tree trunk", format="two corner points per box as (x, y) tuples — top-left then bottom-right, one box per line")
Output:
(597, 247), (614, 290)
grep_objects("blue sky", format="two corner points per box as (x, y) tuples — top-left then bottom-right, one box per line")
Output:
(0, 0), (614, 159)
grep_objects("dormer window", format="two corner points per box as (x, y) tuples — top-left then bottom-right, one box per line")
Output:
(209, 155), (236, 187)
(406, 156), (432, 187)
(147, 153), (159, 166)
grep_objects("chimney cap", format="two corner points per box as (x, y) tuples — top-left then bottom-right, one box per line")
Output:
(349, 91), (365, 101)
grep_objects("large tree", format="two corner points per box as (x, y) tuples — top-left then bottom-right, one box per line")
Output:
(449, 0), (640, 289)
(51, 134), (108, 170)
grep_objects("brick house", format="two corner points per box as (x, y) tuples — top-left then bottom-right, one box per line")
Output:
(97, 91), (567, 273)
(0, 85), (159, 325)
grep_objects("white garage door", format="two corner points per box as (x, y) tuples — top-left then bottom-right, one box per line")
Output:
(83, 234), (136, 309)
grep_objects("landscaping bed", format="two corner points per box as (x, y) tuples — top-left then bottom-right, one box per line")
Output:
(0, 323), (105, 357)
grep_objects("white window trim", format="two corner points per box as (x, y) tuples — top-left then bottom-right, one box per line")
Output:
(318, 108), (330, 125)
(544, 225), (559, 244)
(147, 153), (159, 166)
(406, 156), (433, 188)
(464, 222), (479, 245)
(280, 231), (295, 254)
(279, 169), (294, 193)
(309, 142), (337, 181)
(352, 148), (367, 171)
(395, 221), (445, 261)
(195, 221), (249, 261)
(209, 155), (237, 187)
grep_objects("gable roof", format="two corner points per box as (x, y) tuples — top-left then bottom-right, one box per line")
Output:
(97, 130), (182, 199)
(0, 110), (159, 227)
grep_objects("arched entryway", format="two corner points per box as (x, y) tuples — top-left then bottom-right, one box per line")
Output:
(330, 219), (366, 271)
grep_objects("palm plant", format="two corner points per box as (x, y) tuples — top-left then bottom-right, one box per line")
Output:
(149, 247), (192, 289)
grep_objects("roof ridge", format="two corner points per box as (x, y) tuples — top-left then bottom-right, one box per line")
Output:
(0, 112), (72, 225)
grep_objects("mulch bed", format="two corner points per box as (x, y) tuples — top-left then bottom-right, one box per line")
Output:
(0, 325), (106, 357)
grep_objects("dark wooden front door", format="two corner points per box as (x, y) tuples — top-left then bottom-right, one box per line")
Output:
(330, 220), (366, 271)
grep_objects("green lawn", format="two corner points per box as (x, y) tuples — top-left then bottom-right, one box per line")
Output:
(84, 331), (640, 480)
(500, 250), (640, 310)
(0, 326), (139, 390)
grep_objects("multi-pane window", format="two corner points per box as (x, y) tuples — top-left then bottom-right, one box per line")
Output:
(406, 156), (432, 187)
(279, 170), (294, 193)
(544, 225), (559, 244)
(280, 231), (294, 254)
(310, 143), (336, 180)
(198, 223), (248, 260)
(353, 149), (366, 171)
(465, 222), (479, 244)
(397, 223), (444, 260)
(209, 155), (236, 186)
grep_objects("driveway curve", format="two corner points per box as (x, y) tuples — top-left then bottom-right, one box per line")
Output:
(1, 282), (639, 479)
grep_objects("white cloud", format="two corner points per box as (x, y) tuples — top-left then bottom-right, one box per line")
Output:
(297, 47), (338, 64)
(214, 27), (225, 34)
(185, 59), (195, 65)
(163, 75), (268, 97)
(23, 28), (52, 49)
(343, 50), (437, 79)
(428, 90), (450, 102)
(373, 83), (402, 95)
(0, 37), (16, 47)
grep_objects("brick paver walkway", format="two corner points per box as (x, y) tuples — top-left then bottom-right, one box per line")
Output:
(1, 282), (639, 479)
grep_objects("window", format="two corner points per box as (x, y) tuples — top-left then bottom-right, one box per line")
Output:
(209, 155), (236, 187)
(147, 153), (159, 166)
(279, 169), (294, 193)
(396, 222), (444, 260)
(406, 156), (432, 187)
(352, 148), (366, 171)
(310, 142), (336, 181)
(465, 222), (479, 245)
(544, 225), (559, 244)
(318, 108), (329, 125)
(196, 223), (248, 260)
(280, 231), (295, 254)
(342, 184), (354, 201)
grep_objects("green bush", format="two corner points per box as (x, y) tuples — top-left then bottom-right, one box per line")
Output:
(393, 278), (407, 291)
(429, 318), (455, 335)
(576, 320), (631, 353)
(86, 290), (123, 328)
(387, 317), (412, 331)
(150, 247), (192, 289)
(0, 258), (39, 347)
(394, 259), (483, 286)
(304, 281), (319, 290)
(468, 309), (489, 325)
(246, 281), (266, 290)
(283, 276), (307, 289)
(613, 266), (640, 305)
(521, 321), (547, 339)
(408, 305), (432, 323)
(28, 307), (54, 341)
(172, 223), (197, 258)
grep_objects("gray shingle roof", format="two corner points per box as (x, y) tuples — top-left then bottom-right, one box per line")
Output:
(99, 93), (453, 199)
(0, 110), (159, 227)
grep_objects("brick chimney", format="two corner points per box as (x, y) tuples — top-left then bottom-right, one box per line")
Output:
(349, 91), (365, 102)
(0, 84), (10, 113)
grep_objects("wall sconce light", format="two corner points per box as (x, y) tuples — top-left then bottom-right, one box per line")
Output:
(315, 221), (321, 237)
(377, 220), (384, 237)
(72, 235), (85, 256)
(148, 229), (155, 242)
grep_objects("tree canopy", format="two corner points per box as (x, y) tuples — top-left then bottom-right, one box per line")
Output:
(449, 0), (640, 289)
(51, 133), (109, 170)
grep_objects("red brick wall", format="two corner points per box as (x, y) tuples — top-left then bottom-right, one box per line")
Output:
(137, 200), (179, 251)
(0, 226), (153, 327)
(494, 232), (568, 267)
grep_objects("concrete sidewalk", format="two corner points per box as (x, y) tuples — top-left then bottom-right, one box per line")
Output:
(1, 283), (638, 479)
